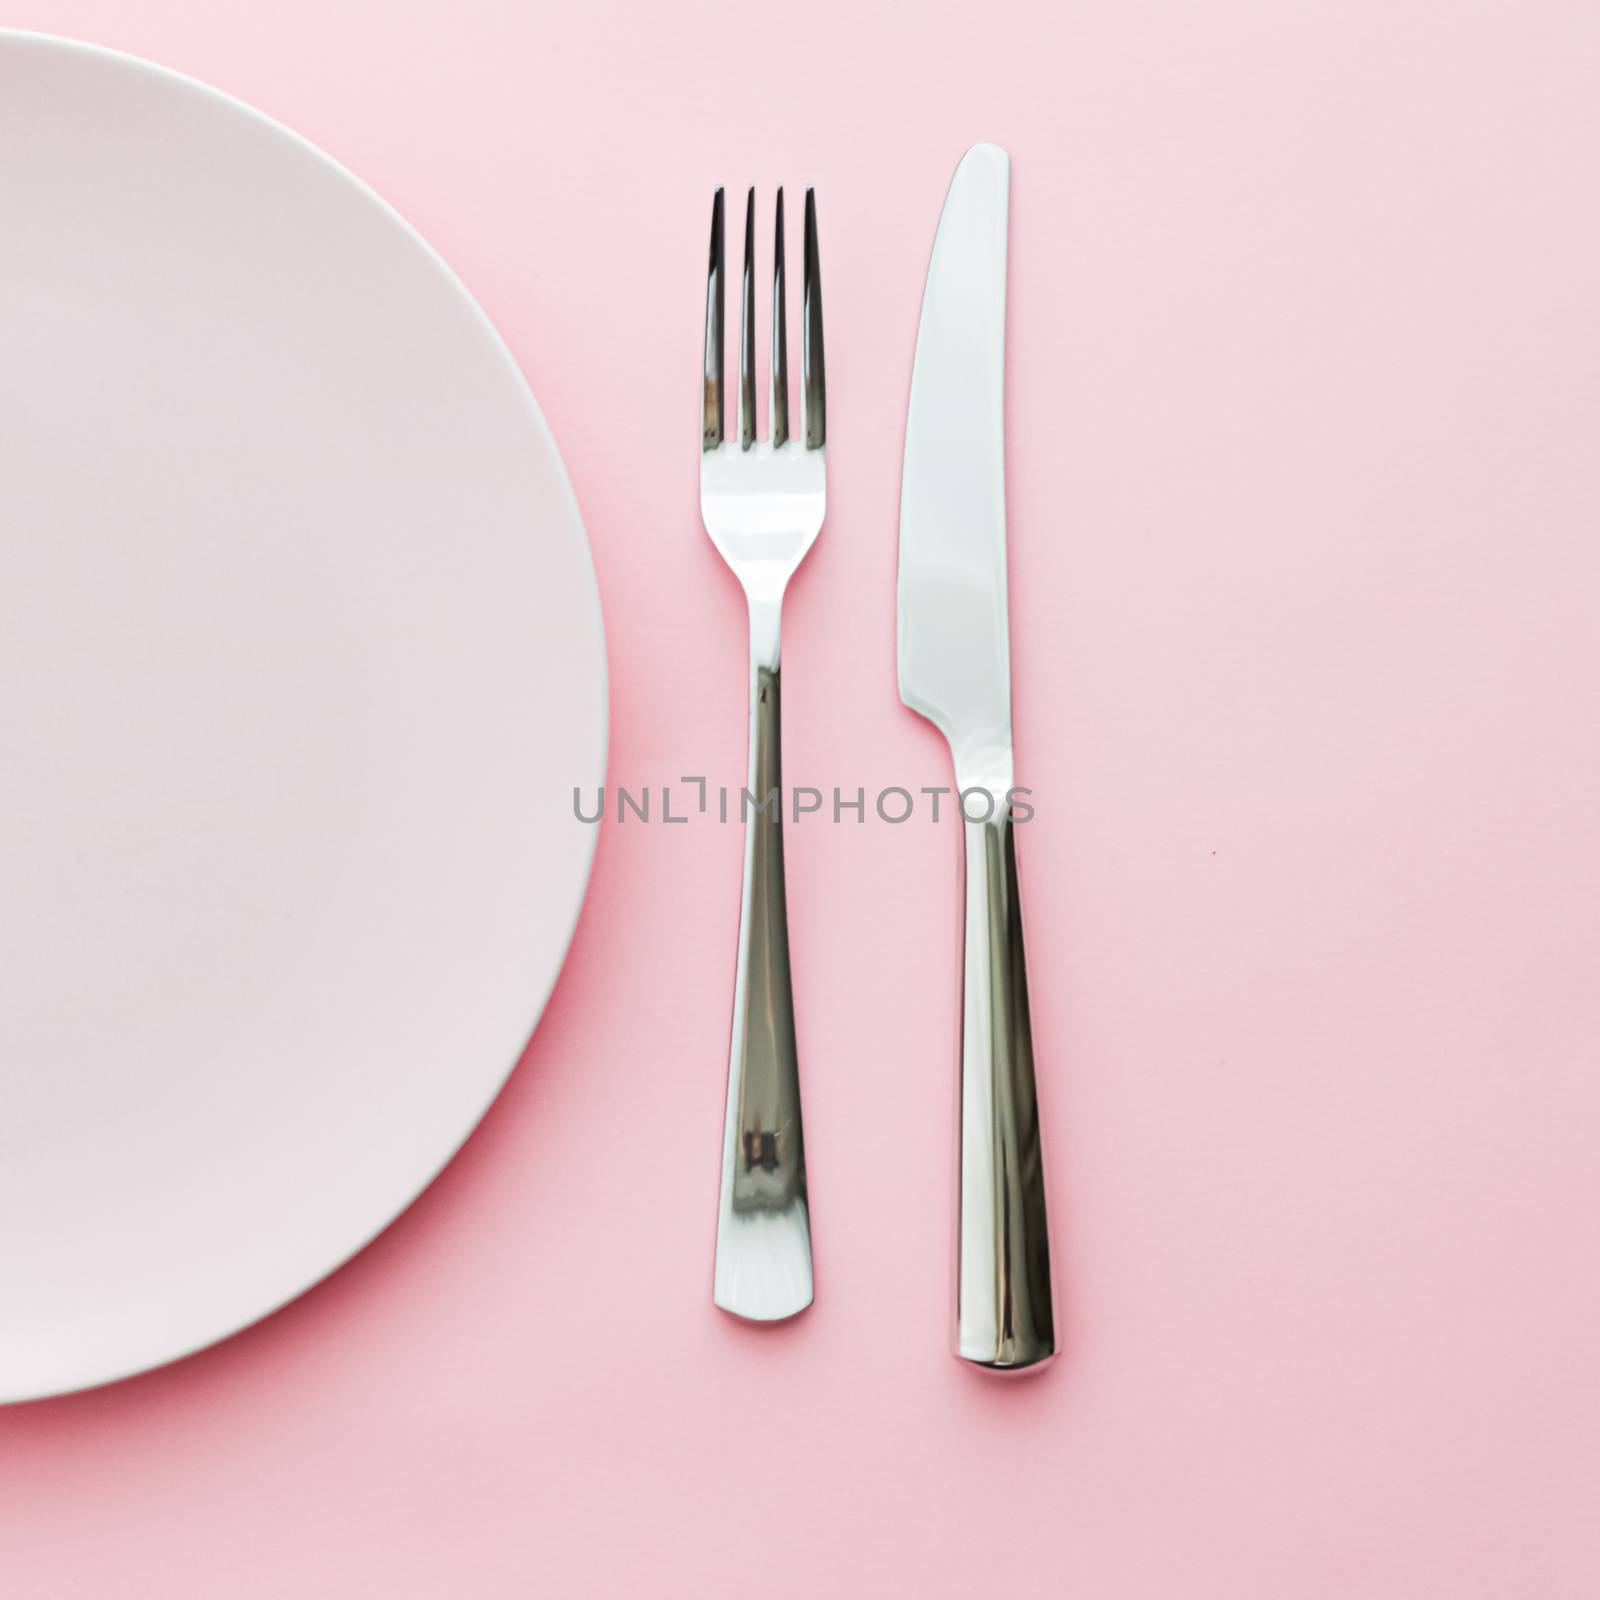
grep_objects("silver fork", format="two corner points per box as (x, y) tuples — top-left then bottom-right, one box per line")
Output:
(702, 186), (826, 1321)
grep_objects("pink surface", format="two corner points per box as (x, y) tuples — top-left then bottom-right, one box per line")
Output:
(2, 0), (1598, 1593)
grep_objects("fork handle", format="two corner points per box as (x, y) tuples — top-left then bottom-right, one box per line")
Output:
(955, 805), (1056, 1370)
(713, 607), (813, 1320)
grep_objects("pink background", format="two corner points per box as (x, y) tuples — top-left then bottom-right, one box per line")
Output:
(3, 1), (1598, 1594)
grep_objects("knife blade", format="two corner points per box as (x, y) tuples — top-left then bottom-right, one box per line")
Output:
(898, 142), (1013, 794)
(897, 143), (1056, 1372)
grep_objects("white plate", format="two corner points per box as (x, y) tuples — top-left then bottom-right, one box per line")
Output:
(0, 33), (606, 1401)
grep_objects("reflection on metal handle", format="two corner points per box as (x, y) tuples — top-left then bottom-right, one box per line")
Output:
(957, 809), (1055, 1370)
(713, 643), (813, 1321)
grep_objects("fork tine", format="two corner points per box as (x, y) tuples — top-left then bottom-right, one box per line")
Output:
(739, 188), (756, 450)
(770, 188), (789, 448)
(803, 188), (825, 449)
(703, 188), (724, 450)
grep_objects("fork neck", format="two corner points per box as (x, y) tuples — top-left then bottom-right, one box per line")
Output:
(746, 590), (784, 675)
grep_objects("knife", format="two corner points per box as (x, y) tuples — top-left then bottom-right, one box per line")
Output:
(897, 143), (1056, 1371)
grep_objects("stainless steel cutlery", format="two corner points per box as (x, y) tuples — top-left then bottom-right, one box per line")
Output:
(703, 186), (825, 1322)
(701, 149), (1053, 1366)
(898, 144), (1056, 1371)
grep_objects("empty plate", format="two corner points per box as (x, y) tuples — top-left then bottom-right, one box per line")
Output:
(0, 32), (606, 1401)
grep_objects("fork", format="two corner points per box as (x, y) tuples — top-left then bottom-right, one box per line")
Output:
(702, 185), (826, 1321)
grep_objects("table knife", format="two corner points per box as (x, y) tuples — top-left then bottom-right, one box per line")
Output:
(897, 143), (1056, 1372)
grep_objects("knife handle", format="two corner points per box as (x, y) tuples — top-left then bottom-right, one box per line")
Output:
(955, 802), (1056, 1370)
